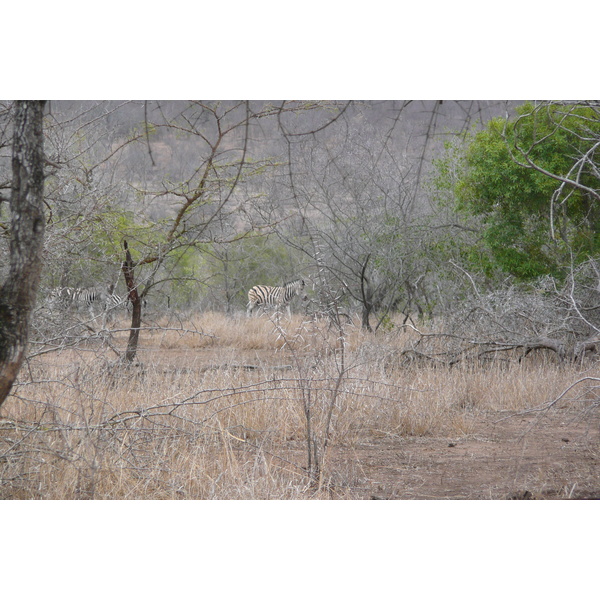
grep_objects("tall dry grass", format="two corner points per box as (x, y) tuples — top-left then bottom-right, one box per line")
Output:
(1, 311), (597, 499)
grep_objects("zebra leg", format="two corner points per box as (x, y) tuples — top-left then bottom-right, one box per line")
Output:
(102, 297), (116, 329)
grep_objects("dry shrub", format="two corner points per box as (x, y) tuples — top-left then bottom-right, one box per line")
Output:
(1, 311), (596, 499)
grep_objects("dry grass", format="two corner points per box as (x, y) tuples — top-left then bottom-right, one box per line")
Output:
(1, 311), (598, 499)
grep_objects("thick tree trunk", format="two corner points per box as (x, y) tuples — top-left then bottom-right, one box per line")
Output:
(0, 101), (46, 407)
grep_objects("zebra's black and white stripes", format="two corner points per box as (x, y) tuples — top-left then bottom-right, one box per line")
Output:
(247, 279), (307, 317)
(104, 289), (127, 312)
(48, 286), (126, 324)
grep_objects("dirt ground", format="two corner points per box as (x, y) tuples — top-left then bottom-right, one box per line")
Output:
(321, 408), (600, 500)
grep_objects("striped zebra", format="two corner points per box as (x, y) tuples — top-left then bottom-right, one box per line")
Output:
(247, 279), (307, 317)
(48, 286), (77, 310)
(48, 286), (125, 325)
(104, 289), (129, 321)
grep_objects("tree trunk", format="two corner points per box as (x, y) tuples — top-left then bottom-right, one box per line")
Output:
(121, 240), (142, 362)
(0, 101), (46, 407)
(359, 254), (373, 331)
(361, 304), (373, 332)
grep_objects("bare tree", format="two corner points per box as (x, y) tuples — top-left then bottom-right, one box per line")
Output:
(0, 100), (46, 407)
(276, 110), (427, 329)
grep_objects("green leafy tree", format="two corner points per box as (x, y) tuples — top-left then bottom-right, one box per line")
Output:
(434, 101), (600, 281)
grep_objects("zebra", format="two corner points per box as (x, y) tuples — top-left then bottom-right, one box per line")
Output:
(89, 287), (148, 317)
(48, 286), (126, 326)
(103, 289), (129, 323)
(48, 286), (77, 310)
(247, 279), (308, 317)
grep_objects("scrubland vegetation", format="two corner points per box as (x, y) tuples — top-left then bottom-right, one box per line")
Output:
(2, 310), (597, 500)
(2, 100), (600, 500)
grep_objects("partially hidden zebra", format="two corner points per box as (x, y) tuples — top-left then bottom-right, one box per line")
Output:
(246, 279), (307, 317)
(48, 286), (125, 325)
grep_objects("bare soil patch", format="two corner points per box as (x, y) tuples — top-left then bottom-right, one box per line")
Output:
(322, 408), (600, 500)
